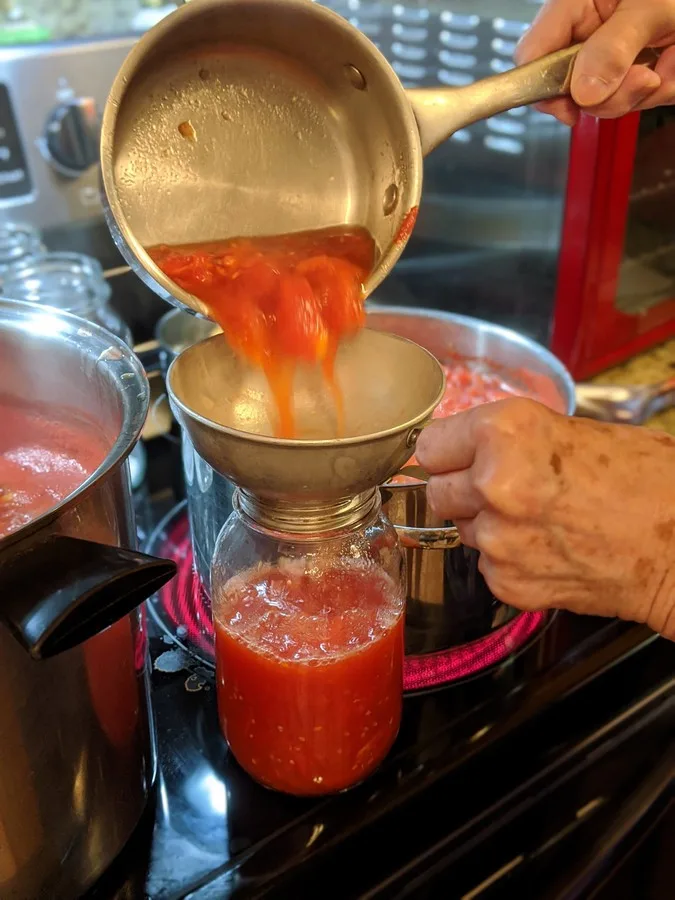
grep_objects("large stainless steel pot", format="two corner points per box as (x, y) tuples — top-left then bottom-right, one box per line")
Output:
(369, 306), (575, 648)
(0, 299), (176, 899)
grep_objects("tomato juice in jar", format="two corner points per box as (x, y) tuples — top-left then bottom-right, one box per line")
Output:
(211, 496), (406, 796)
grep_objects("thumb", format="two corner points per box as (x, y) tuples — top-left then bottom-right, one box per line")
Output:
(572, 5), (662, 106)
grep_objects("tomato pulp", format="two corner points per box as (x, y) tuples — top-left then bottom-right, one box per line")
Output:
(0, 400), (107, 539)
(148, 227), (376, 438)
(213, 564), (405, 796)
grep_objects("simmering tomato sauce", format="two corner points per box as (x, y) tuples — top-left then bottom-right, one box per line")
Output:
(0, 400), (107, 539)
(399, 361), (533, 476)
(213, 563), (405, 795)
(148, 227), (376, 438)
(435, 361), (525, 415)
(0, 400), (147, 753)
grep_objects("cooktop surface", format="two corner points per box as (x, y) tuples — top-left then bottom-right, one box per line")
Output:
(89, 609), (675, 900)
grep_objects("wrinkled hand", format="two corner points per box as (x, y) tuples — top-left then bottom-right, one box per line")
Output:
(415, 399), (675, 638)
(515, 0), (675, 125)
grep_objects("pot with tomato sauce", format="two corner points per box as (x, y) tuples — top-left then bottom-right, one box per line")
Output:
(368, 306), (575, 649)
(0, 300), (175, 899)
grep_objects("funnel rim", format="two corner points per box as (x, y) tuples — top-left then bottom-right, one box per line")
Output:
(166, 329), (446, 448)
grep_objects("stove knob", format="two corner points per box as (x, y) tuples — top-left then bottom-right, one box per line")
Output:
(41, 98), (100, 177)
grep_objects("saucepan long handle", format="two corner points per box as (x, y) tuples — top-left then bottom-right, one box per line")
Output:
(407, 45), (662, 156)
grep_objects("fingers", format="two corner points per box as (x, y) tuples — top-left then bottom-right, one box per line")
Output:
(578, 65), (662, 117)
(535, 98), (581, 126)
(514, 1), (577, 65)
(453, 517), (478, 550)
(636, 44), (675, 108)
(516, 0), (675, 124)
(570, 3), (670, 110)
(414, 408), (480, 475)
(426, 471), (483, 521)
(476, 554), (516, 607)
(515, 2), (588, 125)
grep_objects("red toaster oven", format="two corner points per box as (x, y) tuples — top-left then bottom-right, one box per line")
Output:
(552, 108), (675, 380)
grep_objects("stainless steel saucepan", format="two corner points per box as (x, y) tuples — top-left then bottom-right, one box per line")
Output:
(100, 0), (659, 320)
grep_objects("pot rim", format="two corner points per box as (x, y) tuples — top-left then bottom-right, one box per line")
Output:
(366, 304), (576, 417)
(155, 307), (221, 364)
(0, 298), (148, 552)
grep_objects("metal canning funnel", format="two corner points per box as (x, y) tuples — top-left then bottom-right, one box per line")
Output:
(166, 328), (445, 502)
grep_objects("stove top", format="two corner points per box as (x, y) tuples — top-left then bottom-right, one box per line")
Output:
(91, 436), (675, 900)
(89, 608), (675, 900)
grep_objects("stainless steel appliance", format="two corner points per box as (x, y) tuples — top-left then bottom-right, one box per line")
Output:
(8, 1), (671, 369)
(0, 2), (571, 349)
(0, 35), (168, 342)
(0, 6), (670, 898)
(0, 37), (136, 229)
(0, 2), (571, 348)
(0, 299), (175, 899)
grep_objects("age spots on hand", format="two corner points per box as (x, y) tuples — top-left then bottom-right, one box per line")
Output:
(655, 519), (675, 543)
(550, 451), (562, 475)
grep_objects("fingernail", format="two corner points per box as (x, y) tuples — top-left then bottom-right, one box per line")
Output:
(574, 74), (612, 107)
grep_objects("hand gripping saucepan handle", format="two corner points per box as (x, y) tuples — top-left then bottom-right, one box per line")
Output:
(407, 45), (663, 155)
(382, 422), (462, 552)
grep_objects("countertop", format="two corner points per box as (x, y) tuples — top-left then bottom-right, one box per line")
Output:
(590, 339), (675, 434)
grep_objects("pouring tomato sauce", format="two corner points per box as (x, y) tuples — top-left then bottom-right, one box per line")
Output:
(148, 226), (376, 438)
(213, 563), (405, 795)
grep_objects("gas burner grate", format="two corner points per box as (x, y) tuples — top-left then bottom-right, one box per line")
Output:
(146, 504), (547, 692)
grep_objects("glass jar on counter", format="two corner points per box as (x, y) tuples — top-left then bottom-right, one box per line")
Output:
(211, 490), (406, 796)
(2, 252), (133, 346)
(0, 223), (45, 283)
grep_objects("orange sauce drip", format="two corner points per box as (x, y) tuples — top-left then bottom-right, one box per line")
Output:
(148, 227), (376, 438)
(395, 205), (419, 245)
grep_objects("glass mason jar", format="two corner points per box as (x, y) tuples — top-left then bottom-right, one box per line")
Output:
(0, 223), (45, 284)
(211, 490), (406, 797)
(182, 427), (234, 595)
(2, 252), (133, 346)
